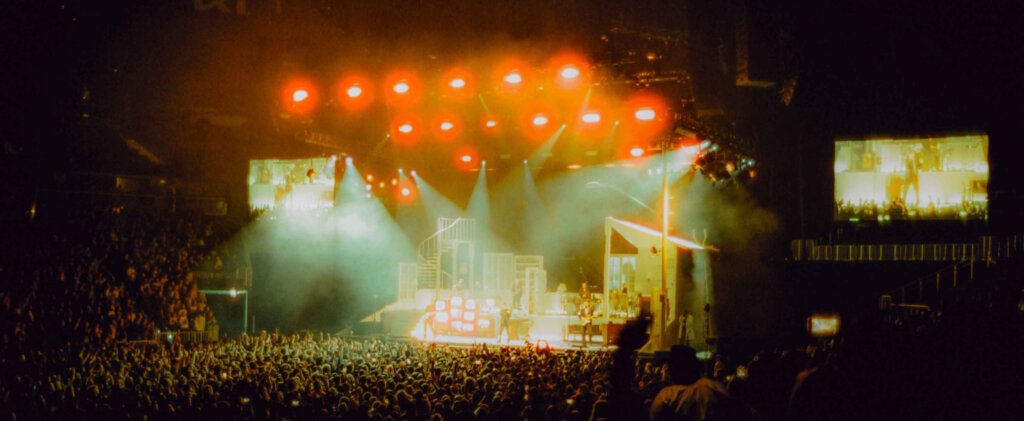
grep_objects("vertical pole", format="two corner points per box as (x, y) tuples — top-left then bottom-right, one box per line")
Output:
(659, 137), (670, 349)
(243, 292), (249, 334)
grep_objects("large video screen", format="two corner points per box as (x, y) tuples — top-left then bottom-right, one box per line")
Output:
(248, 157), (338, 210)
(834, 135), (988, 220)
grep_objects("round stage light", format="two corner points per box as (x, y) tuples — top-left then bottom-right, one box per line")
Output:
(366, 174), (373, 182)
(436, 312), (449, 323)
(391, 178), (398, 186)
(435, 300), (446, 311)
(630, 147), (645, 157)
(449, 78), (466, 89)
(635, 108), (656, 121)
(485, 119), (497, 128)
(504, 72), (522, 84)
(410, 170), (417, 177)
(440, 121), (454, 131)
(560, 66), (580, 80)
(346, 85), (362, 98)
(464, 311), (475, 321)
(345, 156), (353, 165)
(398, 123), (414, 134)
(393, 81), (410, 94)
(532, 114), (549, 126)
(229, 288), (237, 298)
(292, 89), (309, 103)
(401, 187), (411, 197)
(582, 112), (601, 124)
(461, 154), (472, 163)
(466, 299), (476, 310)
(451, 296), (463, 307)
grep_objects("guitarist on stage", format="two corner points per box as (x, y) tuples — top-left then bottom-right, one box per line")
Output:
(578, 299), (595, 347)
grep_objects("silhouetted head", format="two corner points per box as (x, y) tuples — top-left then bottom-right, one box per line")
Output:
(668, 345), (702, 385)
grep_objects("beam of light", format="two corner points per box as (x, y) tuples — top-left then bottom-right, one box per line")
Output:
(607, 217), (707, 250)
(292, 89), (309, 102)
(635, 108), (656, 121)
(393, 81), (410, 94)
(525, 124), (567, 173)
(410, 172), (466, 223)
(467, 167), (491, 229)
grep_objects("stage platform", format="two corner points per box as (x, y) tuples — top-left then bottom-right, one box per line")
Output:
(409, 312), (614, 351)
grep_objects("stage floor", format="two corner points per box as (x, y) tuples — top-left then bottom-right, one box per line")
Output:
(408, 313), (614, 351)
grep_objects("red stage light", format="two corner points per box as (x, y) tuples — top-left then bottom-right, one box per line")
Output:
(336, 74), (373, 112)
(390, 114), (423, 145)
(281, 77), (318, 114)
(384, 70), (421, 107)
(442, 67), (475, 100)
(532, 114), (549, 127)
(549, 52), (590, 90)
(495, 58), (531, 93)
(622, 93), (669, 139)
(635, 108), (656, 121)
(454, 146), (479, 170)
(431, 112), (462, 141)
(519, 101), (561, 141)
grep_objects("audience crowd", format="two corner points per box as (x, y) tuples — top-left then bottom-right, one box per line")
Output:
(1, 206), (238, 350)
(2, 204), (1021, 420)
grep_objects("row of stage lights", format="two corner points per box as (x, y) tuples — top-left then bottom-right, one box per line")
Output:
(281, 53), (671, 144)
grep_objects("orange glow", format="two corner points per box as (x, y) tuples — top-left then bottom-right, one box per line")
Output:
(567, 164), (582, 170)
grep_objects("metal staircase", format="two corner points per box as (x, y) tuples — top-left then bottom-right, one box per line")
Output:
(417, 218), (476, 292)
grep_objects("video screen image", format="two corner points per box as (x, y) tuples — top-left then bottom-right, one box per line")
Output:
(248, 157), (339, 210)
(834, 135), (988, 220)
